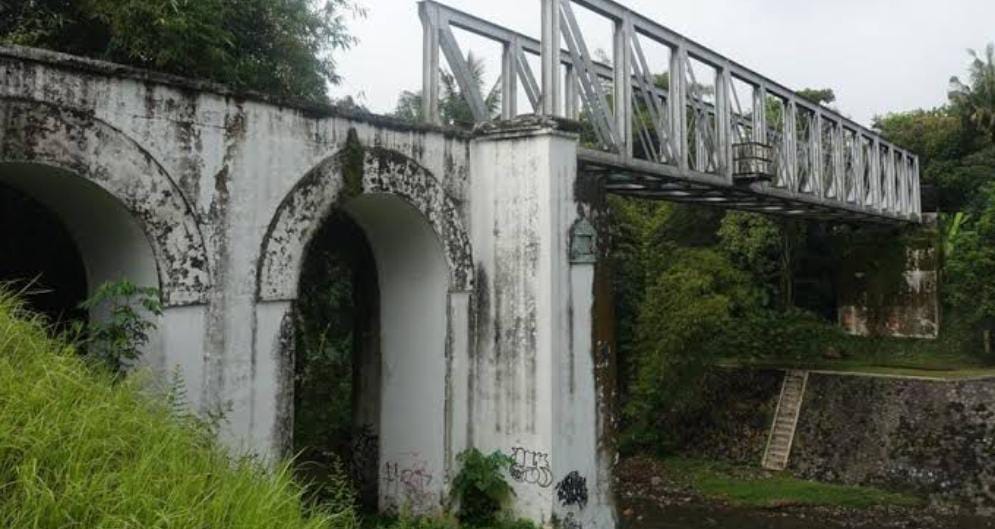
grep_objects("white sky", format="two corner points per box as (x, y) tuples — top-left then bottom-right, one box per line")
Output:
(333, 0), (995, 126)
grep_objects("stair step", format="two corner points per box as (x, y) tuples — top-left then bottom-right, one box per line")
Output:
(762, 370), (809, 471)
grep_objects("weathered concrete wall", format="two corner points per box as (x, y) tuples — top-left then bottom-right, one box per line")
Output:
(469, 119), (615, 529)
(791, 372), (995, 513)
(0, 46), (615, 527)
(838, 221), (940, 339)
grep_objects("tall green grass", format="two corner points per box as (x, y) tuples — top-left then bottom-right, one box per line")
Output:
(0, 291), (357, 529)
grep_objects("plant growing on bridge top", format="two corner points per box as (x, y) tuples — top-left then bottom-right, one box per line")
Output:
(78, 279), (162, 374)
(451, 448), (515, 527)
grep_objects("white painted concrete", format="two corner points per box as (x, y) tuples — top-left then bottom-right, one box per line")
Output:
(348, 194), (450, 513)
(0, 47), (618, 529)
(468, 123), (614, 527)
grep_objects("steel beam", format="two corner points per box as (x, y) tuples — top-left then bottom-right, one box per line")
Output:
(418, 0), (921, 223)
(541, 0), (561, 114)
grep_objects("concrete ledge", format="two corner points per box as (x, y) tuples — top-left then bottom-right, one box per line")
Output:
(472, 114), (583, 140)
(0, 45), (473, 139)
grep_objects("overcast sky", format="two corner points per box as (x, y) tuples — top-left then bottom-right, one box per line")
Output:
(333, 0), (994, 126)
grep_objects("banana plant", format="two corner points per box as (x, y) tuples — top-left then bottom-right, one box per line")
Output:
(941, 211), (970, 259)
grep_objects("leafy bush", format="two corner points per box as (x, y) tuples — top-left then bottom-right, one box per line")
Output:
(623, 247), (759, 451)
(451, 449), (515, 527)
(0, 290), (356, 529)
(77, 279), (162, 374)
(945, 181), (995, 342)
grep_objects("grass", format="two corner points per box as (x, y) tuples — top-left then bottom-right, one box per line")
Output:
(724, 357), (995, 379)
(660, 457), (922, 509)
(0, 291), (357, 529)
(722, 329), (995, 379)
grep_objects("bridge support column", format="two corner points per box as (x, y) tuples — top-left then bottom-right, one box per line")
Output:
(469, 117), (616, 529)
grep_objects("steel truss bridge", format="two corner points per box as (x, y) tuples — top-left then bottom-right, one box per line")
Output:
(419, 0), (921, 223)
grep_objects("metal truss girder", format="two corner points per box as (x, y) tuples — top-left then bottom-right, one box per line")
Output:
(419, 0), (922, 223)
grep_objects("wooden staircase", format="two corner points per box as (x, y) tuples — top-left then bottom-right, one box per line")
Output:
(762, 370), (809, 471)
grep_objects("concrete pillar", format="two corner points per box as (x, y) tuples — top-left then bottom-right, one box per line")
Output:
(469, 117), (615, 529)
(838, 217), (940, 339)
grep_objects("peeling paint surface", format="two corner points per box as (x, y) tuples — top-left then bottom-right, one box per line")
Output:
(0, 46), (616, 528)
(0, 100), (211, 306)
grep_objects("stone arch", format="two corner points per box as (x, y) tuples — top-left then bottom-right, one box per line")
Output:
(0, 98), (211, 306)
(257, 139), (474, 301)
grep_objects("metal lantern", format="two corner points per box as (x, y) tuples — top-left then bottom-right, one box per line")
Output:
(733, 142), (775, 183)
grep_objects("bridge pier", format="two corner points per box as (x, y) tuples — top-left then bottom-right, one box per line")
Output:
(469, 117), (615, 529)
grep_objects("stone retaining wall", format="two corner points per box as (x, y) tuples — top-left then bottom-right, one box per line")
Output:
(790, 372), (995, 513)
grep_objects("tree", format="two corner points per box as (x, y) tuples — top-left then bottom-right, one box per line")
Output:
(874, 107), (971, 165)
(945, 183), (995, 333)
(0, 0), (365, 103)
(797, 88), (836, 107)
(394, 52), (500, 126)
(950, 44), (995, 145)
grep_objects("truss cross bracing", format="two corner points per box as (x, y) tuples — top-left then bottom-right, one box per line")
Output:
(420, 0), (921, 223)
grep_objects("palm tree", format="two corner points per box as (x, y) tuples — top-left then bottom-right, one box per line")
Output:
(394, 51), (500, 127)
(949, 43), (995, 145)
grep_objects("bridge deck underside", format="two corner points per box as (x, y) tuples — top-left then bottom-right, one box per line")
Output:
(581, 149), (906, 224)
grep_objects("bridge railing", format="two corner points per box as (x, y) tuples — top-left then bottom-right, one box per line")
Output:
(419, 0), (921, 222)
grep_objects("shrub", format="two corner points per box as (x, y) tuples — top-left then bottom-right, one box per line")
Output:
(0, 290), (356, 529)
(77, 279), (162, 374)
(451, 449), (515, 527)
(623, 247), (759, 452)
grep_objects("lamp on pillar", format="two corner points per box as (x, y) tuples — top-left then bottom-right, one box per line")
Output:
(570, 219), (598, 264)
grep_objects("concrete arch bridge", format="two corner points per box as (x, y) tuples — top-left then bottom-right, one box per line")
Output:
(0, 2), (917, 528)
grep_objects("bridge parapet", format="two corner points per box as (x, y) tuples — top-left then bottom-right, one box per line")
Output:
(420, 0), (921, 223)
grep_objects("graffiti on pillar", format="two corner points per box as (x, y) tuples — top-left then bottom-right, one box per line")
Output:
(509, 446), (553, 487)
(382, 455), (434, 506)
(560, 512), (582, 529)
(555, 471), (589, 509)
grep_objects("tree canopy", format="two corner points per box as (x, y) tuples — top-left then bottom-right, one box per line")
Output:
(950, 44), (995, 145)
(0, 0), (364, 103)
(394, 52), (500, 126)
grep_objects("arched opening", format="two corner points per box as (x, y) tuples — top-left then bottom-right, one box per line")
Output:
(292, 193), (451, 514)
(293, 210), (381, 509)
(0, 162), (163, 358)
(0, 182), (87, 326)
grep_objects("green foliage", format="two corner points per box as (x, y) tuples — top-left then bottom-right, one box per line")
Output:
(950, 44), (995, 145)
(0, 0), (364, 103)
(394, 53), (501, 127)
(941, 211), (971, 260)
(294, 215), (361, 480)
(796, 88), (836, 106)
(451, 449), (515, 527)
(659, 457), (922, 509)
(0, 290), (356, 529)
(624, 247), (759, 451)
(945, 183), (995, 332)
(77, 279), (162, 374)
(875, 107), (972, 165)
(717, 212), (787, 307)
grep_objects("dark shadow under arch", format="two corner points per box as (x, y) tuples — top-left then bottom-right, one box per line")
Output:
(257, 141), (473, 302)
(0, 98), (211, 306)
